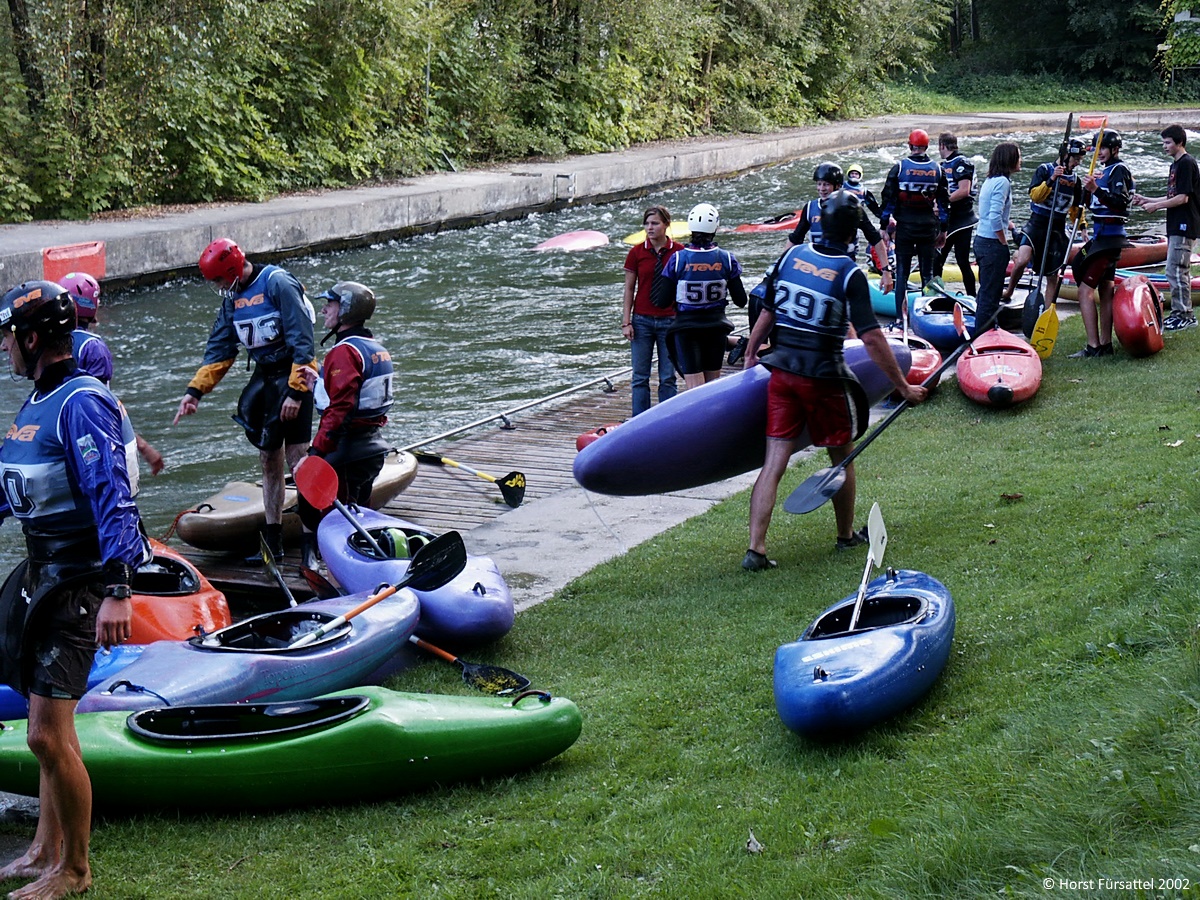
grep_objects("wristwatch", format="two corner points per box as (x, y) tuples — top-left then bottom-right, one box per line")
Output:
(106, 584), (133, 600)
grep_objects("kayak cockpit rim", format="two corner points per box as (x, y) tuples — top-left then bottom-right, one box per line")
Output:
(346, 523), (436, 561)
(804, 594), (929, 640)
(126, 695), (371, 745)
(132, 554), (202, 597)
(189, 609), (353, 653)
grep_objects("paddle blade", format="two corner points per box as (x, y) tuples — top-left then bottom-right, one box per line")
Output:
(404, 530), (468, 592)
(294, 455), (339, 509)
(784, 466), (848, 515)
(867, 502), (887, 568)
(498, 471), (526, 507)
(1021, 289), (1044, 338)
(412, 451), (447, 467)
(953, 303), (971, 341)
(300, 566), (344, 599)
(460, 661), (531, 696)
(1031, 303), (1059, 359)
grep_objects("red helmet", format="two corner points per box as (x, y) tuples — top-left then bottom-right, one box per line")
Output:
(198, 238), (246, 287)
(908, 129), (930, 149)
(59, 271), (100, 322)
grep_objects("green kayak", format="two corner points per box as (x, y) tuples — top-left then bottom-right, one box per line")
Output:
(0, 686), (582, 811)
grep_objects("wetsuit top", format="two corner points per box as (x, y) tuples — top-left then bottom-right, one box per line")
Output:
(1086, 160), (1134, 238)
(72, 329), (113, 384)
(844, 182), (884, 220)
(0, 361), (144, 568)
(880, 155), (950, 231)
(71, 328), (144, 497)
(1027, 160), (1082, 223)
(940, 153), (977, 226)
(659, 244), (747, 325)
(760, 243), (878, 381)
(185, 263), (317, 402)
(788, 201), (883, 260)
(312, 328), (394, 456)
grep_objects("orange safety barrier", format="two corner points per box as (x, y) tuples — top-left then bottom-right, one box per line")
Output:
(42, 241), (106, 284)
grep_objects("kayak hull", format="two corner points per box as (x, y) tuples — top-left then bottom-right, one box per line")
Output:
(319, 506), (514, 646)
(176, 449), (417, 551)
(1112, 275), (1164, 358)
(533, 230), (609, 251)
(910, 293), (976, 353)
(732, 212), (802, 234)
(77, 591), (421, 713)
(0, 686), (583, 811)
(573, 340), (910, 496)
(130, 540), (231, 644)
(774, 569), (955, 739)
(956, 328), (1042, 408)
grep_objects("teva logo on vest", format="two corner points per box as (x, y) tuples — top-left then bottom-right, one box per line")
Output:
(684, 262), (725, 273)
(234, 294), (266, 309)
(786, 258), (840, 282)
(5, 424), (39, 442)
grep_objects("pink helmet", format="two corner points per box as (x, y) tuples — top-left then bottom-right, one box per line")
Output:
(60, 271), (101, 322)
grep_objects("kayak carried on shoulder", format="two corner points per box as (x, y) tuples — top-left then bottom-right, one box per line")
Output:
(0, 685), (583, 811)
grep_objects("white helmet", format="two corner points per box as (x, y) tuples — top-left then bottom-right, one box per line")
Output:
(687, 203), (720, 234)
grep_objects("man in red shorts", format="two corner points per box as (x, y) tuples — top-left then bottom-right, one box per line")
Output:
(742, 191), (927, 570)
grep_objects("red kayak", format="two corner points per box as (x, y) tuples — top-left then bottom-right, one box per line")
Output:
(733, 211), (802, 234)
(1112, 275), (1164, 358)
(882, 329), (943, 395)
(956, 328), (1042, 408)
(131, 540), (232, 644)
(576, 422), (622, 452)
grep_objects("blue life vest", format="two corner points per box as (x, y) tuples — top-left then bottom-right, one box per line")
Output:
(1029, 162), (1078, 219)
(664, 246), (741, 313)
(897, 157), (942, 210)
(804, 198), (825, 245)
(314, 335), (395, 419)
(1, 375), (127, 533)
(1087, 161), (1134, 237)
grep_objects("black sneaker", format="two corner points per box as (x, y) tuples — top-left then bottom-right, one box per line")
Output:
(1098, 343), (1114, 356)
(742, 549), (777, 571)
(728, 336), (749, 366)
(835, 526), (869, 551)
(1164, 312), (1197, 331)
(1069, 344), (1101, 358)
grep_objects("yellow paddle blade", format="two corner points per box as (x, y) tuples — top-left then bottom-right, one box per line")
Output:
(1031, 302), (1060, 359)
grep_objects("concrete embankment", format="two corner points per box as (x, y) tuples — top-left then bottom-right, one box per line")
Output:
(2, 110), (1193, 286)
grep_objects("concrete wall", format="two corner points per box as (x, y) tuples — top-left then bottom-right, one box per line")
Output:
(0, 110), (1194, 286)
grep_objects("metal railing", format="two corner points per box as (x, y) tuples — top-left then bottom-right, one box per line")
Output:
(397, 366), (633, 452)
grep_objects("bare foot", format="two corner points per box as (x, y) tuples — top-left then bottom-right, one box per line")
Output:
(7, 867), (90, 900)
(0, 856), (47, 882)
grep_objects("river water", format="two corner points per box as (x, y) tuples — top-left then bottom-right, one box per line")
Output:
(0, 128), (1178, 569)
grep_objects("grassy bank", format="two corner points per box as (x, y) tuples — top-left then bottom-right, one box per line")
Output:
(3, 315), (1200, 898)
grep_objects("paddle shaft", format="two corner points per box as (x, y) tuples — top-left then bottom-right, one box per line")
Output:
(334, 497), (387, 559)
(260, 535), (299, 607)
(1060, 116), (1108, 273)
(413, 451), (526, 507)
(409, 633), (459, 664)
(1032, 112), (1075, 299)
(290, 583), (399, 648)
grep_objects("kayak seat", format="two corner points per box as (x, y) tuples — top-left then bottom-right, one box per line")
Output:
(132, 557), (202, 596)
(808, 595), (926, 639)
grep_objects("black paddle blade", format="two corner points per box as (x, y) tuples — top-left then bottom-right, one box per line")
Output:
(1021, 289), (1044, 338)
(783, 466), (849, 515)
(299, 566), (344, 599)
(412, 451), (446, 467)
(498, 471), (526, 508)
(459, 661), (531, 696)
(403, 531), (468, 592)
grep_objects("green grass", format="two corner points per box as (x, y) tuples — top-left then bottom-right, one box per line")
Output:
(5, 316), (1200, 898)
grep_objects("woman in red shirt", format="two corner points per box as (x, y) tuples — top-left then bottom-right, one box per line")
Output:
(621, 206), (684, 416)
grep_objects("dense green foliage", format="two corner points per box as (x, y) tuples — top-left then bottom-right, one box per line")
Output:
(1, 0), (928, 222)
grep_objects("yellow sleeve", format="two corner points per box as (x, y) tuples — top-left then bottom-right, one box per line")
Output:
(1029, 181), (1053, 204)
(186, 359), (236, 395)
(289, 361), (318, 393)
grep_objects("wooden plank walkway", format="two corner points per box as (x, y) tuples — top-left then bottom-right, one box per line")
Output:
(187, 371), (642, 605)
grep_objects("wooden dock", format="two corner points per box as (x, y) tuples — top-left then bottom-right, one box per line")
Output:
(183, 371), (639, 606)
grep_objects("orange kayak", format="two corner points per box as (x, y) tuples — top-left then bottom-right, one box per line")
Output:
(130, 540), (232, 644)
(956, 328), (1042, 408)
(1112, 275), (1164, 358)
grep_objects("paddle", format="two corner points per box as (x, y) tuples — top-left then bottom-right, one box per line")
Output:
(1025, 113), (1074, 356)
(412, 451), (526, 508)
(407, 635), (531, 695)
(288, 530), (468, 648)
(848, 503), (887, 632)
(260, 534), (299, 607)
(784, 304), (1000, 515)
(293, 456), (388, 559)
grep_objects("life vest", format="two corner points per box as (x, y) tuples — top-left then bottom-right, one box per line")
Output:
(228, 265), (293, 355)
(664, 246), (740, 313)
(314, 334), (395, 419)
(940, 154), (977, 216)
(1029, 162), (1078, 219)
(1087, 161), (1134, 236)
(896, 156), (942, 212)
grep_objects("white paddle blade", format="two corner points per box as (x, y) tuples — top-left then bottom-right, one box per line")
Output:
(867, 502), (886, 568)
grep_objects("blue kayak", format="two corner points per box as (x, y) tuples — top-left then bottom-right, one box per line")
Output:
(910, 292), (977, 353)
(774, 569), (955, 739)
(574, 339), (910, 496)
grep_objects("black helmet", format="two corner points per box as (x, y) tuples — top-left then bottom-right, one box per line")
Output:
(319, 281), (376, 326)
(818, 190), (862, 245)
(812, 163), (844, 188)
(0, 281), (76, 378)
(1064, 138), (1086, 159)
(1098, 129), (1122, 152)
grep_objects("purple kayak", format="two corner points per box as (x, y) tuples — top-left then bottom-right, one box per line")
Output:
(77, 591), (420, 713)
(320, 506), (514, 647)
(573, 339), (910, 495)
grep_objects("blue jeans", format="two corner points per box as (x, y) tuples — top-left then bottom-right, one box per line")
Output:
(972, 235), (1010, 329)
(631, 313), (677, 416)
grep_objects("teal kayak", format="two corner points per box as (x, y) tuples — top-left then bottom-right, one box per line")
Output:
(0, 686), (582, 811)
